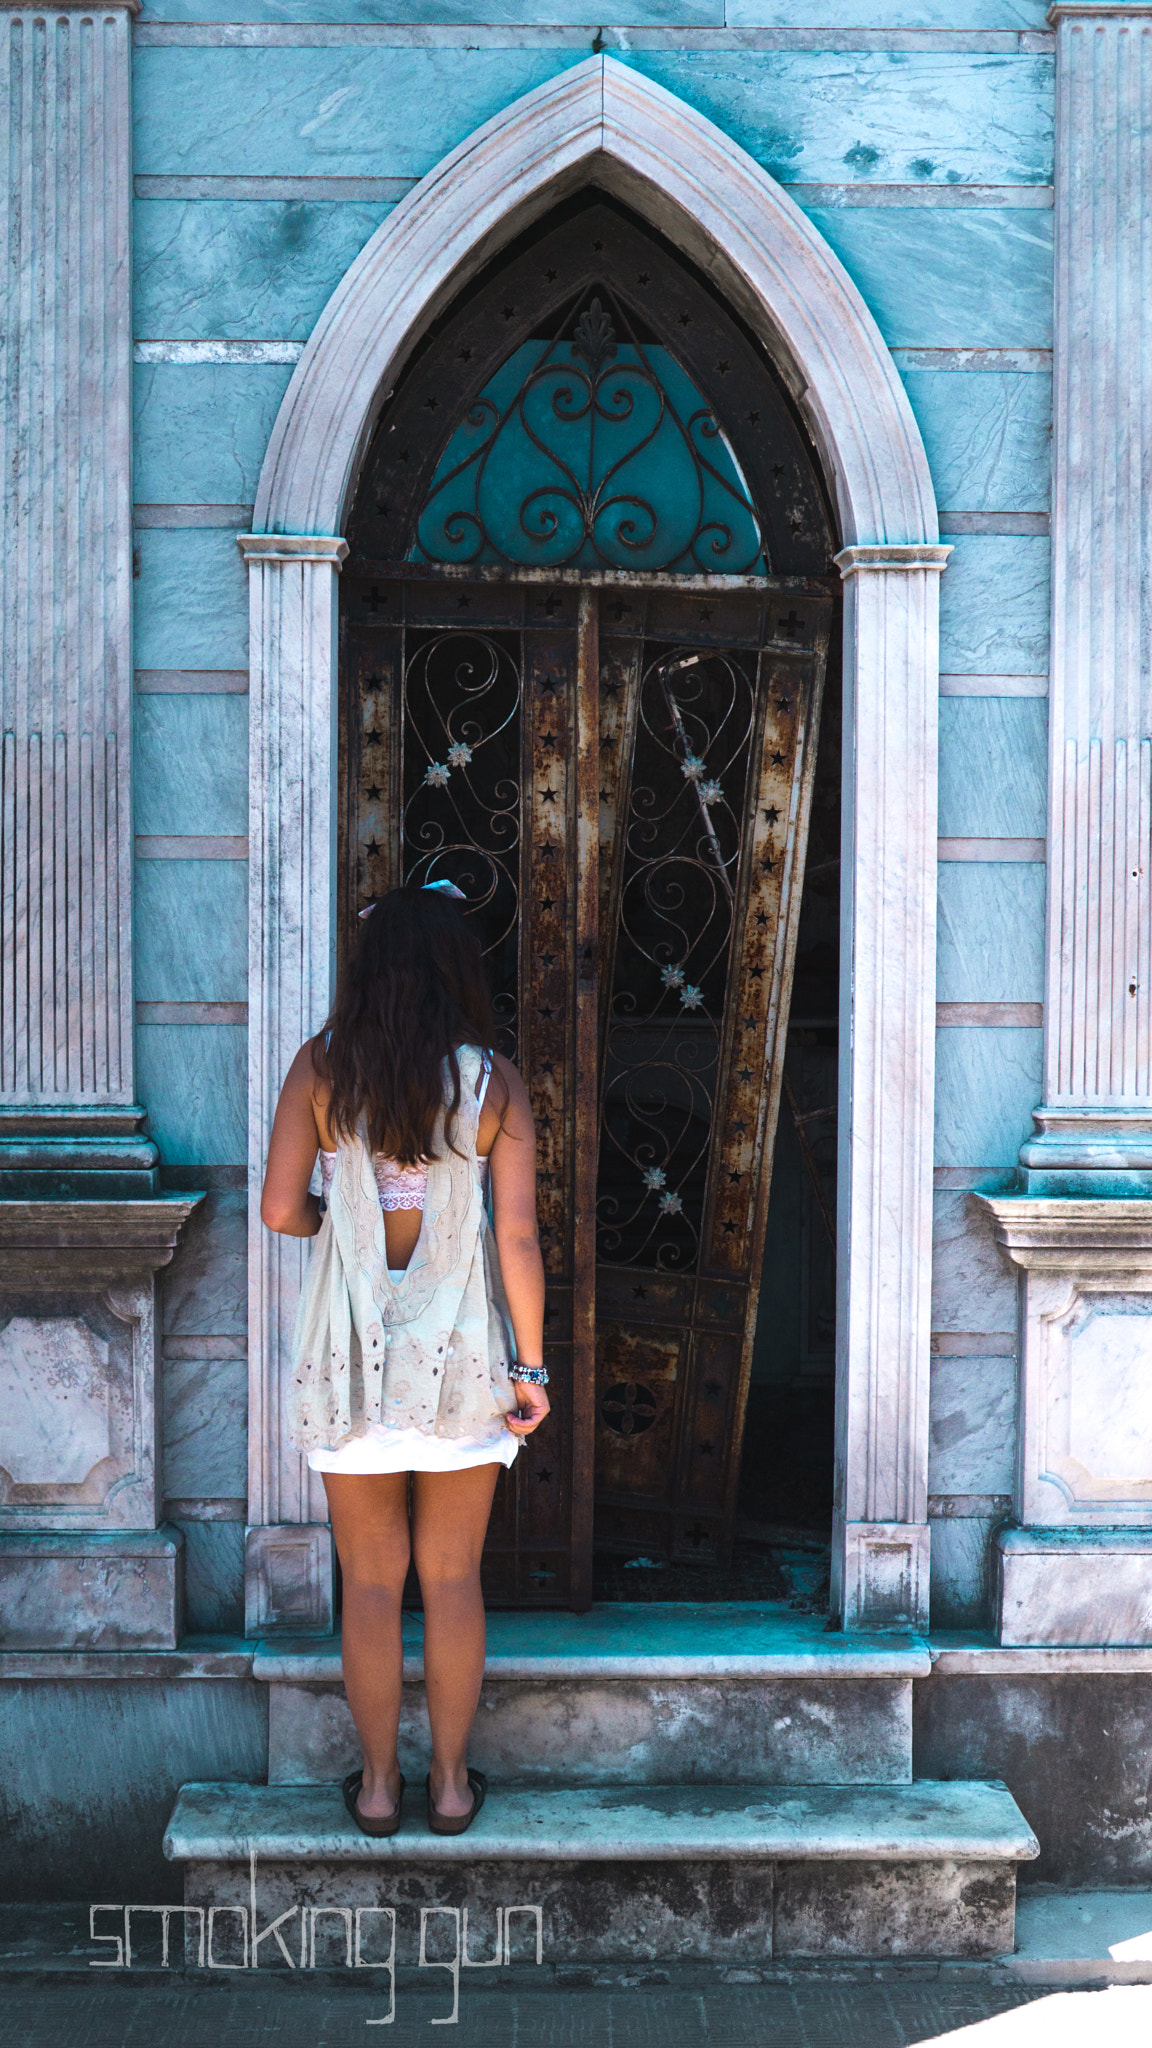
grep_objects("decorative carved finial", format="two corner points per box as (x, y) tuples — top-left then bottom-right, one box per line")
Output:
(571, 298), (617, 377)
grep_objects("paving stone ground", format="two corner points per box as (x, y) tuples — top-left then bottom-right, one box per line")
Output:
(0, 1976), (1057, 2048)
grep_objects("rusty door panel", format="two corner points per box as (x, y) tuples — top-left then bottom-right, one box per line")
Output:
(341, 575), (832, 1601)
(592, 588), (832, 1565)
(595, 1320), (686, 1497)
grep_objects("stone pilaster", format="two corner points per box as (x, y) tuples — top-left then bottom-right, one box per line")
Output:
(0, 1), (138, 1135)
(239, 534), (347, 1636)
(1022, 4), (1152, 1191)
(832, 546), (951, 1631)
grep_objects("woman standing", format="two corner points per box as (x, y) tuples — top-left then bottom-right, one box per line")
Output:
(260, 883), (549, 1837)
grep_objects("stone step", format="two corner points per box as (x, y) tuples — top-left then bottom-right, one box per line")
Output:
(257, 1604), (929, 1788)
(164, 1777), (1038, 1965)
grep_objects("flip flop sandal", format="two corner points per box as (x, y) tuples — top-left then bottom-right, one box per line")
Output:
(425, 1767), (487, 1836)
(343, 1767), (405, 1839)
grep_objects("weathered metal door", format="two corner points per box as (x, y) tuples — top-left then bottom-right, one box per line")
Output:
(340, 574), (829, 1604)
(339, 192), (836, 1606)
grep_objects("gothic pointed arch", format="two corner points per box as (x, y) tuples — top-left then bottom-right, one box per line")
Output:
(252, 55), (936, 551)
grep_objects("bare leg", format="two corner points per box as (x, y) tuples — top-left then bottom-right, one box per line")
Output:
(323, 1471), (410, 1820)
(410, 1463), (501, 1817)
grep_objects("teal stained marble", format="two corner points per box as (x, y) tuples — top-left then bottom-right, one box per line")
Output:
(933, 1026), (1042, 1171)
(929, 1352), (1016, 1495)
(177, 1522), (246, 1634)
(937, 865), (1045, 1002)
(134, 200), (392, 342)
(163, 1360), (248, 1496)
(134, 696), (249, 836)
(133, 50), (571, 178)
(139, 0), (1047, 21)
(728, 0), (1047, 23)
(931, 1189), (1018, 1330)
(133, 529), (249, 671)
(133, 48), (1051, 186)
(163, 1189), (248, 1337)
(632, 53), (1052, 188)
(134, 364), (293, 505)
(938, 697), (1047, 836)
(928, 1516), (996, 1630)
(808, 208), (1052, 349)
(142, 0), (721, 17)
(899, 369), (1050, 514)
(135, 863), (249, 1003)
(938, 535), (1050, 676)
(137, 1024), (247, 1165)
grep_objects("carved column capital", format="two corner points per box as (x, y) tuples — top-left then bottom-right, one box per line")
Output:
(238, 534), (349, 567)
(834, 545), (952, 576)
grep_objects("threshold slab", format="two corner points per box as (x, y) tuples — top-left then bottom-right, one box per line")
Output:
(254, 1604), (930, 1683)
(165, 1777), (1037, 1865)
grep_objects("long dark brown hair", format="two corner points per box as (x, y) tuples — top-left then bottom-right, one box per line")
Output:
(312, 886), (496, 1164)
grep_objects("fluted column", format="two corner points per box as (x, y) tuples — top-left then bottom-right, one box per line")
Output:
(1022, 4), (1152, 1190)
(833, 546), (951, 1631)
(0, 3), (136, 1118)
(240, 534), (346, 1636)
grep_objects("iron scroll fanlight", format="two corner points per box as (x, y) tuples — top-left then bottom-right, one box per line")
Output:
(408, 289), (766, 577)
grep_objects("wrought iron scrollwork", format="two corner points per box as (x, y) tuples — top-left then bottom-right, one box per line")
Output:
(597, 644), (758, 1270)
(413, 290), (765, 575)
(400, 628), (523, 1055)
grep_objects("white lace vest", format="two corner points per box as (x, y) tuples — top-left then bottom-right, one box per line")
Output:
(287, 1045), (519, 1453)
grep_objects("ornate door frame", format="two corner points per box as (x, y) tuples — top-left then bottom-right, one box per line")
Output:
(240, 57), (949, 1635)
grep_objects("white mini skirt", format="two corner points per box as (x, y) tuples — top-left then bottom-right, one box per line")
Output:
(306, 1273), (522, 1477)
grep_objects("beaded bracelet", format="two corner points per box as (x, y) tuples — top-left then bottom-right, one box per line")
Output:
(508, 1364), (549, 1385)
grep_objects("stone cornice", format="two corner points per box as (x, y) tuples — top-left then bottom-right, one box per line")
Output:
(1047, 4), (1152, 19)
(0, 1194), (205, 1286)
(975, 1194), (1152, 1272)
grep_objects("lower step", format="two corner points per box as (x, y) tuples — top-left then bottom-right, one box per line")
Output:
(165, 1779), (1038, 1964)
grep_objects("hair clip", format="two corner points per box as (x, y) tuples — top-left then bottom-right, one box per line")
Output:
(358, 878), (466, 920)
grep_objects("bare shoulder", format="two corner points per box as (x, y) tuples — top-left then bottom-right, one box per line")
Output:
(478, 1052), (534, 1154)
(493, 1052), (531, 1119)
(280, 1037), (332, 1138)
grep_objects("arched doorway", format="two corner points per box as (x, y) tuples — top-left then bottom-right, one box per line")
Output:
(337, 196), (837, 1607)
(242, 57), (946, 1637)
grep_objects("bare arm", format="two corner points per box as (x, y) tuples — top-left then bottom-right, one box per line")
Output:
(260, 1040), (325, 1237)
(485, 1055), (550, 1437)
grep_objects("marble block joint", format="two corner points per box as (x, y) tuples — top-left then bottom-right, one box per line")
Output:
(244, 60), (945, 1634)
(979, 1196), (1152, 1645)
(1026, 6), (1152, 1192)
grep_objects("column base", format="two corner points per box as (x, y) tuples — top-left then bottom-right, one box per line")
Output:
(0, 1107), (161, 1198)
(833, 1516), (930, 1632)
(996, 1527), (1152, 1646)
(0, 1527), (185, 1649)
(245, 1524), (335, 1637)
(1018, 1109), (1152, 1196)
